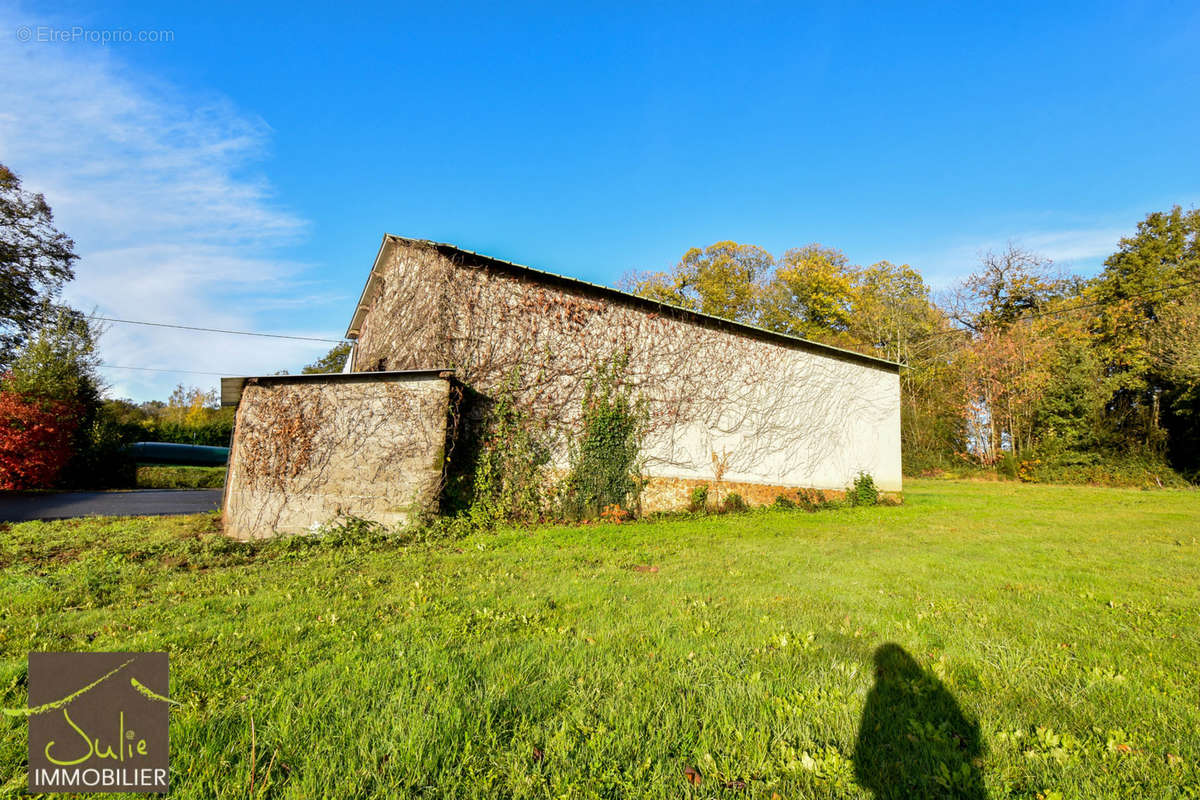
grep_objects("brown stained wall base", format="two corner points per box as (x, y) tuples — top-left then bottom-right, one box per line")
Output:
(639, 475), (901, 513)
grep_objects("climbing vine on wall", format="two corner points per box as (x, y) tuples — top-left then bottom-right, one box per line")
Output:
(227, 377), (454, 538)
(463, 375), (552, 526)
(237, 384), (328, 491)
(449, 356), (647, 525)
(560, 350), (647, 519)
(353, 241), (895, 512)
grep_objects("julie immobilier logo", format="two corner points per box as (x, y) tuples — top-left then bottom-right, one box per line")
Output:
(5, 652), (173, 794)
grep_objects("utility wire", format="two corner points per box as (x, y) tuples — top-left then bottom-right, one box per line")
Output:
(89, 276), (1199, 369)
(99, 364), (230, 376)
(90, 316), (346, 344)
(901, 276), (1200, 359)
(961, 276), (1200, 326)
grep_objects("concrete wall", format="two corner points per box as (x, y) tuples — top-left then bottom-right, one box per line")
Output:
(223, 373), (450, 539)
(351, 238), (902, 508)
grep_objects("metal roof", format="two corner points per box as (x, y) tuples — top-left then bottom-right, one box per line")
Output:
(345, 234), (901, 373)
(220, 369), (454, 407)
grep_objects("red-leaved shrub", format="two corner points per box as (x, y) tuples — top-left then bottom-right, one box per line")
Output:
(0, 389), (79, 490)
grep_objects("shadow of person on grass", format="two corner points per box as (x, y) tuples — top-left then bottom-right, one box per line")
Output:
(853, 644), (986, 799)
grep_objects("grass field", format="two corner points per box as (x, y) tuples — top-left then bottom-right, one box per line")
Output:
(1, 480), (1197, 798)
(136, 465), (226, 489)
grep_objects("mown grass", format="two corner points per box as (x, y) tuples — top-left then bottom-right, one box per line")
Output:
(136, 465), (226, 489)
(1, 480), (1197, 798)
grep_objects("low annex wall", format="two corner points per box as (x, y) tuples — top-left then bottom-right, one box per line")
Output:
(222, 372), (452, 540)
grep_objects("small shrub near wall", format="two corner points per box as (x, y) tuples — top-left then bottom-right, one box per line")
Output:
(848, 472), (879, 506)
(689, 485), (710, 513)
(721, 492), (749, 513)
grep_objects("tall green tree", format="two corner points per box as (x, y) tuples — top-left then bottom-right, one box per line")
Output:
(0, 164), (79, 363)
(621, 241), (772, 324)
(4, 305), (100, 405)
(760, 244), (857, 340)
(1095, 206), (1200, 466)
(2, 307), (116, 488)
(303, 341), (352, 373)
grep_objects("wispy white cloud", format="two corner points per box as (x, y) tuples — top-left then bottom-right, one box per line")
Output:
(913, 224), (1127, 289)
(1015, 227), (1126, 265)
(0, 7), (340, 401)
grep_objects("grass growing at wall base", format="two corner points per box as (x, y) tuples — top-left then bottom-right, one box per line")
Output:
(1, 480), (1198, 798)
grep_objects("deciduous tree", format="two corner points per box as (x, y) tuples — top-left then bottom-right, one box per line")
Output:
(302, 341), (352, 374)
(760, 244), (857, 340)
(0, 164), (78, 363)
(1094, 206), (1200, 452)
(620, 241), (772, 324)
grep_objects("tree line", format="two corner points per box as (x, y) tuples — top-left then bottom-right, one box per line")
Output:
(622, 211), (1200, 484)
(2, 156), (1196, 488)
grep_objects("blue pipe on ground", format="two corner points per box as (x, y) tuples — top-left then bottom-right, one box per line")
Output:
(127, 442), (230, 466)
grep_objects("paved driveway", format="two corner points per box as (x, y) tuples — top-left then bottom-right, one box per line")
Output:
(0, 489), (223, 522)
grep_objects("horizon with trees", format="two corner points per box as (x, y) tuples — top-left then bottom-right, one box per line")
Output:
(2, 157), (1197, 488)
(622, 208), (1200, 483)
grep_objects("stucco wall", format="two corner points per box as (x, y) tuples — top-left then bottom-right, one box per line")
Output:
(223, 374), (450, 539)
(352, 238), (901, 505)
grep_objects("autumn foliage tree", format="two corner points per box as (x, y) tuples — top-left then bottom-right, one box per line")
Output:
(624, 240), (968, 472)
(0, 389), (77, 489)
(619, 241), (773, 324)
(760, 245), (858, 342)
(0, 307), (102, 488)
(0, 164), (101, 489)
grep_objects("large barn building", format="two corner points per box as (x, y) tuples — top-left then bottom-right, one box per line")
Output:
(222, 235), (901, 538)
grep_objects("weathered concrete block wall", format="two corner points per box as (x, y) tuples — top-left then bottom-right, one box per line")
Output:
(351, 238), (901, 508)
(223, 373), (451, 539)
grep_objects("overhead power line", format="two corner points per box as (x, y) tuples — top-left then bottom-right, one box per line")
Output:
(907, 276), (1200, 356)
(99, 364), (229, 376)
(90, 316), (346, 344)
(988, 276), (1200, 324)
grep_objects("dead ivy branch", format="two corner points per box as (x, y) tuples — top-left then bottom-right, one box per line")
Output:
(225, 376), (451, 537)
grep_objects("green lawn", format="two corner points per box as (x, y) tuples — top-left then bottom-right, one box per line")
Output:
(1, 480), (1198, 798)
(136, 465), (226, 489)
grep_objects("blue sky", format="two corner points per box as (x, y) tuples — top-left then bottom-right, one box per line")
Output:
(1, 1), (1198, 400)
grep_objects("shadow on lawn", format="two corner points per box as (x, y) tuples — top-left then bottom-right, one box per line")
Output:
(854, 643), (986, 799)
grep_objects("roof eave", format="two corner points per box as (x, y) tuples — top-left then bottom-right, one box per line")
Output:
(220, 368), (456, 407)
(344, 235), (394, 340)
(344, 233), (902, 373)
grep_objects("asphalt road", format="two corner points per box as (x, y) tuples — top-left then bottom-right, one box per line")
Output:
(0, 489), (223, 522)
